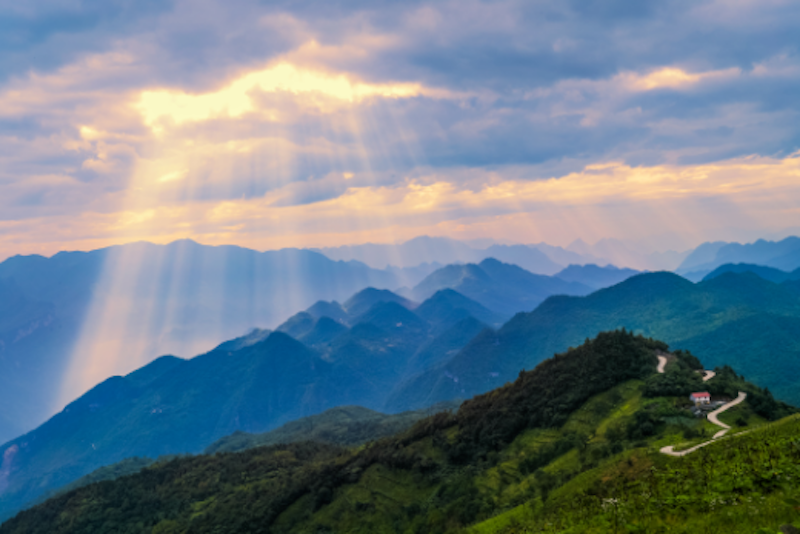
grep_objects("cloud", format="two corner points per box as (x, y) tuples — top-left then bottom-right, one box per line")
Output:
(0, 0), (800, 260)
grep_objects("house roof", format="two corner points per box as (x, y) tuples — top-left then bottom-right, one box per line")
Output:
(690, 392), (710, 398)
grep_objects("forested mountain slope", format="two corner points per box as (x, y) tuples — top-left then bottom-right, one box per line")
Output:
(390, 271), (800, 411)
(702, 262), (800, 283)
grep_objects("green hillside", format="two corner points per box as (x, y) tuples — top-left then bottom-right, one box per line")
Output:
(3, 331), (794, 534)
(204, 403), (459, 454)
(390, 271), (800, 412)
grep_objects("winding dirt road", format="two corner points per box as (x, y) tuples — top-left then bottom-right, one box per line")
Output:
(655, 354), (747, 456)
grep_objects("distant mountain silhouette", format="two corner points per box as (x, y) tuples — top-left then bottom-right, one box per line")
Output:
(554, 263), (640, 289)
(411, 258), (592, 315)
(677, 236), (800, 275)
(344, 287), (416, 316)
(314, 235), (685, 273)
(0, 287), (494, 520)
(413, 288), (505, 330)
(0, 240), (399, 444)
(567, 238), (689, 270)
(702, 263), (800, 284)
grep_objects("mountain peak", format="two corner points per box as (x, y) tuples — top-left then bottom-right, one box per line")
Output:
(343, 287), (414, 316)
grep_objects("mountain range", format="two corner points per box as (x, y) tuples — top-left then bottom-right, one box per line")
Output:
(0, 286), (498, 520)
(2, 330), (794, 534)
(315, 235), (688, 272)
(677, 236), (800, 278)
(3, 235), (800, 524)
(701, 262), (800, 284)
(406, 258), (595, 316)
(389, 270), (800, 412)
(4, 265), (800, 521)
(0, 240), (401, 444)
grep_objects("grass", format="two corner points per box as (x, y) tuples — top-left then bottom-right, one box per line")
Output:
(488, 415), (800, 533)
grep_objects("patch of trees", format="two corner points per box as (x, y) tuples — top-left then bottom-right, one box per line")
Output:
(643, 367), (705, 397)
(450, 330), (665, 462)
(706, 365), (796, 421)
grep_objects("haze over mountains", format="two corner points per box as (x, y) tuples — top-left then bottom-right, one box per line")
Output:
(3, 234), (800, 444)
(2, 233), (800, 444)
(315, 235), (690, 272)
(0, 286), (501, 519)
(0, 239), (644, 444)
(0, 240), (397, 443)
(677, 236), (800, 279)
(3, 250), (800, 522)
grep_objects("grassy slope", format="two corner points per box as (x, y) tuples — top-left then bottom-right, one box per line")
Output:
(481, 415), (800, 533)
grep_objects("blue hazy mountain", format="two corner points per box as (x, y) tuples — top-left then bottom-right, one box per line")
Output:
(389, 271), (800, 412)
(677, 236), (800, 276)
(554, 263), (641, 289)
(411, 258), (593, 315)
(314, 235), (689, 273)
(566, 237), (690, 271)
(0, 240), (400, 444)
(0, 332), (375, 521)
(0, 287), (492, 520)
(702, 263), (800, 284)
(413, 288), (505, 330)
(316, 236), (569, 274)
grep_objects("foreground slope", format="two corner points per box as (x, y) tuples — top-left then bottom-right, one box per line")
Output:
(2, 331), (793, 534)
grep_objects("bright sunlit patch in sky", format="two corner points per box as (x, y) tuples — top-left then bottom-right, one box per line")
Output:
(622, 66), (741, 91)
(137, 62), (425, 130)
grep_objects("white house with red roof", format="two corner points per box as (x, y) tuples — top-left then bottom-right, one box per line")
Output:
(689, 392), (711, 405)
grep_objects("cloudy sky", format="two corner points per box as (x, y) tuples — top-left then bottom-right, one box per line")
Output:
(1, 0), (800, 260)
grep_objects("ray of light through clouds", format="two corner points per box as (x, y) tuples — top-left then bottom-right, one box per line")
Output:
(0, 0), (799, 405)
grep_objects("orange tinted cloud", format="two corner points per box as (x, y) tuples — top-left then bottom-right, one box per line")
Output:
(4, 153), (797, 260)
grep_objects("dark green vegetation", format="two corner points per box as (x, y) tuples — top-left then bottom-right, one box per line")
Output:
(0, 287), (493, 522)
(390, 271), (800, 412)
(2, 331), (795, 534)
(205, 403), (459, 454)
(643, 360), (793, 422)
(0, 239), (400, 444)
(24, 457), (158, 509)
(410, 258), (592, 316)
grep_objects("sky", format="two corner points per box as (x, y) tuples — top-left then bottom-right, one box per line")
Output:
(1, 0), (800, 260)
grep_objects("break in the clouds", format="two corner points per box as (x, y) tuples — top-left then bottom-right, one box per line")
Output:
(1, 0), (799, 258)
